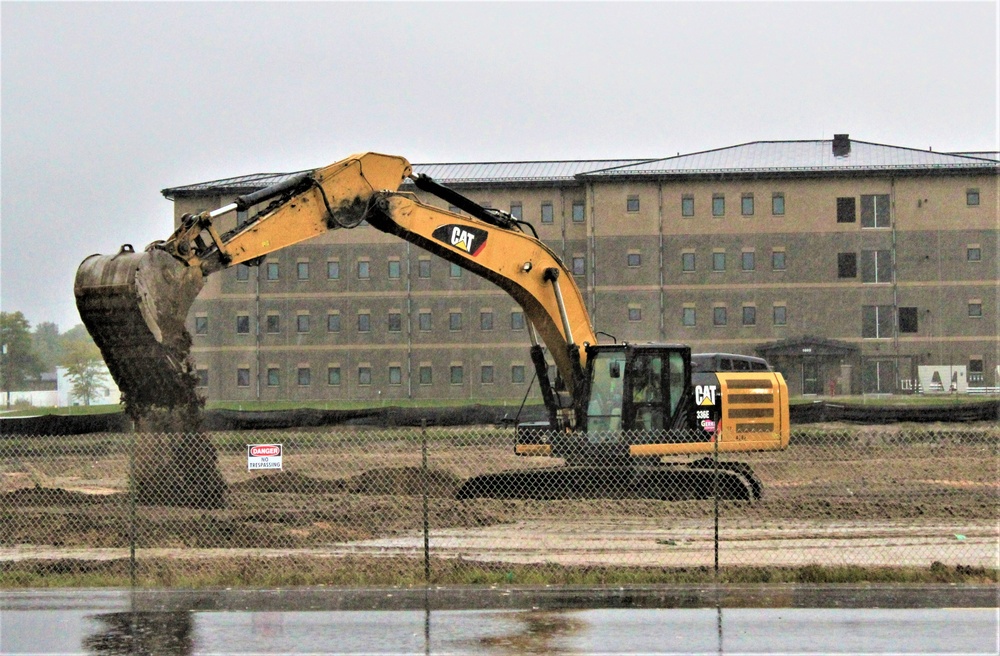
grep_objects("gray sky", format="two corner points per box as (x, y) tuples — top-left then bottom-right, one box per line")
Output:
(2, 1), (997, 332)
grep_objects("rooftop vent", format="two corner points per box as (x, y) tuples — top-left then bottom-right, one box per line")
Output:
(833, 134), (851, 157)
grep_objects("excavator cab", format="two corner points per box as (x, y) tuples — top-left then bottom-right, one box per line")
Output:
(581, 344), (691, 435)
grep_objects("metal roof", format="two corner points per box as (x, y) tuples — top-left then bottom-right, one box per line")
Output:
(582, 140), (1000, 177)
(162, 139), (998, 197)
(408, 159), (654, 184)
(162, 159), (654, 197)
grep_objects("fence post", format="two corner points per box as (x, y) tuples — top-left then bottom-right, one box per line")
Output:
(128, 423), (136, 588)
(421, 419), (430, 584)
(712, 428), (719, 579)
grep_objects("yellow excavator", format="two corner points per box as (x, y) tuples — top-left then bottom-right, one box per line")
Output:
(75, 152), (789, 501)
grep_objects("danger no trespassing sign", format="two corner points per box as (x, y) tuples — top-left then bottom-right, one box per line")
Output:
(247, 444), (283, 470)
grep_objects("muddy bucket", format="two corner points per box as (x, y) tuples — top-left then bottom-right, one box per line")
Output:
(74, 245), (205, 414)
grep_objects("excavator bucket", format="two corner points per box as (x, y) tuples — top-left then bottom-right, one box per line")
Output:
(74, 245), (205, 416)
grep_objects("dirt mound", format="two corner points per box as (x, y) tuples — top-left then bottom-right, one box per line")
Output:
(342, 466), (464, 497)
(0, 486), (104, 507)
(230, 471), (345, 494)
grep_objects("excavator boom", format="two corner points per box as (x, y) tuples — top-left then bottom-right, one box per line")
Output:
(74, 152), (595, 418)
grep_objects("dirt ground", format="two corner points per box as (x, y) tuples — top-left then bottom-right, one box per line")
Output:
(1, 424), (996, 573)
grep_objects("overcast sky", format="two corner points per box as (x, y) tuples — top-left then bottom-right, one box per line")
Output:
(2, 1), (997, 332)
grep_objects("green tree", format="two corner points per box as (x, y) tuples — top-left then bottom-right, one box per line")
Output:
(62, 340), (110, 406)
(31, 321), (62, 373)
(1, 311), (42, 407)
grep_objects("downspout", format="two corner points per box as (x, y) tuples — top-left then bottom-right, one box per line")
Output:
(658, 180), (666, 340)
(890, 177), (900, 389)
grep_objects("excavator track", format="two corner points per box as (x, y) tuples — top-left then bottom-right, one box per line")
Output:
(456, 461), (761, 502)
(74, 245), (205, 417)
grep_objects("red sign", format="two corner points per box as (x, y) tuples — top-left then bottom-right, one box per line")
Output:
(249, 444), (281, 457)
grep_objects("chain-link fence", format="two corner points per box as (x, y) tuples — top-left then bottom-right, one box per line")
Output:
(1, 424), (996, 587)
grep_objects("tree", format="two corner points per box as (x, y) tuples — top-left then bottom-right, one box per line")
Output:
(1, 311), (42, 407)
(31, 321), (62, 372)
(61, 340), (110, 406)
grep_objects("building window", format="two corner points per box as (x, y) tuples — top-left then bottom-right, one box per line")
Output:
(713, 307), (727, 326)
(388, 312), (402, 332)
(836, 197), (856, 223)
(742, 306), (756, 326)
(357, 260), (370, 279)
(196, 369), (208, 388)
(681, 196), (694, 217)
(627, 253), (642, 267)
(450, 366), (464, 385)
(195, 316), (208, 335)
(266, 315), (280, 333)
(296, 262), (309, 280)
(450, 262), (462, 278)
(296, 314), (310, 333)
(969, 358), (985, 384)
(388, 260), (401, 279)
(712, 195), (725, 216)
(772, 250), (786, 271)
(511, 365), (526, 384)
(481, 365), (494, 384)
(572, 256), (586, 276)
(838, 252), (857, 278)
(480, 311), (494, 331)
(682, 307), (696, 326)
(628, 307), (641, 321)
(741, 252), (755, 271)
(862, 305), (894, 338)
(773, 305), (787, 326)
(967, 189), (980, 206)
(297, 367), (311, 386)
(572, 201), (585, 222)
(741, 194), (754, 216)
(418, 311), (432, 331)
(327, 261), (340, 280)
(627, 196), (640, 212)
(772, 193), (785, 216)
(899, 307), (918, 333)
(418, 259), (431, 278)
(541, 202), (554, 224)
(681, 252), (696, 272)
(860, 194), (890, 228)
(419, 366), (432, 385)
(266, 262), (279, 280)
(968, 301), (982, 318)
(511, 311), (525, 330)
(860, 250), (891, 283)
(237, 368), (250, 387)
(327, 313), (341, 332)
(967, 246), (981, 262)
(236, 264), (250, 281)
(389, 366), (402, 385)
(712, 252), (726, 271)
(328, 367), (341, 386)
(358, 367), (372, 386)
(236, 315), (250, 334)
(449, 312), (462, 331)
(510, 202), (523, 219)
(357, 313), (371, 332)
(267, 368), (280, 386)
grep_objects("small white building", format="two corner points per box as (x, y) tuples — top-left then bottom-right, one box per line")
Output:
(56, 364), (121, 407)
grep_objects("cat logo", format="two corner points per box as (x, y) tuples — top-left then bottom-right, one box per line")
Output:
(432, 224), (489, 257)
(694, 384), (718, 406)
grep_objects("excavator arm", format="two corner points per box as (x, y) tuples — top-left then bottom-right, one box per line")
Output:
(75, 152), (597, 418)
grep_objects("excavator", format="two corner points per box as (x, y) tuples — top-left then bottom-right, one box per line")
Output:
(75, 152), (789, 501)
